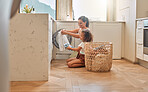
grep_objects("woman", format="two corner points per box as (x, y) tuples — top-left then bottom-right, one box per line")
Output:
(61, 16), (90, 67)
(61, 16), (89, 38)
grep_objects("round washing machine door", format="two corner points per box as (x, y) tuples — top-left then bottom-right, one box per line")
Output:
(52, 29), (72, 49)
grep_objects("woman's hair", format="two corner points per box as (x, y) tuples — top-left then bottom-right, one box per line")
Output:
(81, 29), (93, 42)
(78, 16), (89, 27)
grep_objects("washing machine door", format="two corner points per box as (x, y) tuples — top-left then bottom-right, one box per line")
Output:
(52, 29), (72, 49)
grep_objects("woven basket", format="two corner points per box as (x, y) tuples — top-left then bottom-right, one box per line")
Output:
(85, 42), (113, 72)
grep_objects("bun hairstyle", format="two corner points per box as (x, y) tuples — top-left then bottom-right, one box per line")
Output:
(81, 29), (93, 42)
(78, 16), (89, 27)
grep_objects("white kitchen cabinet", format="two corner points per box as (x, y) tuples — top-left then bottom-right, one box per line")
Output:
(136, 28), (143, 44)
(56, 22), (75, 30)
(136, 20), (144, 60)
(136, 43), (143, 60)
(136, 18), (148, 68)
(92, 22), (122, 59)
(135, 19), (148, 68)
(116, 0), (148, 63)
(137, 20), (144, 28)
(54, 21), (124, 59)
(136, 19), (148, 64)
(144, 54), (148, 62)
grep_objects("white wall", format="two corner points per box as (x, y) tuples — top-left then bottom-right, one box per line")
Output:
(107, 0), (116, 21)
(116, 0), (137, 62)
(73, 0), (107, 21)
(116, 0), (148, 63)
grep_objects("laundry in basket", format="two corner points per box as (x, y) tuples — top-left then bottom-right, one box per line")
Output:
(85, 42), (113, 72)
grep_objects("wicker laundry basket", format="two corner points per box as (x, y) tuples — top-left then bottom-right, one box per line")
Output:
(85, 42), (113, 72)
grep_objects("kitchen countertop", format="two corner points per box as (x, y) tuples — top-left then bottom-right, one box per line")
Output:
(56, 20), (125, 23)
(136, 17), (148, 20)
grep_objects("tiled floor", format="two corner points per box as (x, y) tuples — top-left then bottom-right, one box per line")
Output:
(11, 59), (148, 92)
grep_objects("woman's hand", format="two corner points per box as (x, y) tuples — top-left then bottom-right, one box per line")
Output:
(61, 29), (67, 35)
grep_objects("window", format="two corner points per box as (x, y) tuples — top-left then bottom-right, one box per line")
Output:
(72, 0), (107, 21)
(20, 0), (56, 19)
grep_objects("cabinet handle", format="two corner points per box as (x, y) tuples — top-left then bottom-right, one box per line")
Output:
(137, 43), (143, 45)
(137, 27), (144, 29)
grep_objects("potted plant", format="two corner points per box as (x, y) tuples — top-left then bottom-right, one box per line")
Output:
(22, 4), (33, 13)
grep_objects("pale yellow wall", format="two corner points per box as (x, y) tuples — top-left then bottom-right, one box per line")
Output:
(136, 0), (148, 18)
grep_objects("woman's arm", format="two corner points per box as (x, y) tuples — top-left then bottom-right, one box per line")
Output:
(62, 29), (79, 33)
(63, 31), (80, 38)
(61, 29), (80, 38)
(67, 46), (82, 52)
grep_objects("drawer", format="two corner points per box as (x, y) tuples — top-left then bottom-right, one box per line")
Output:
(56, 22), (75, 30)
(136, 44), (143, 60)
(137, 20), (144, 28)
(144, 54), (148, 62)
(136, 28), (143, 44)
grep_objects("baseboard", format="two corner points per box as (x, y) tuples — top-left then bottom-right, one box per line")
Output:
(121, 57), (139, 64)
(138, 59), (148, 69)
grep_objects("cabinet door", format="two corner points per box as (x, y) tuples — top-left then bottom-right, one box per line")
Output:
(144, 54), (148, 62)
(92, 23), (122, 59)
(57, 22), (75, 30)
(137, 20), (144, 28)
(136, 28), (143, 44)
(136, 43), (143, 60)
